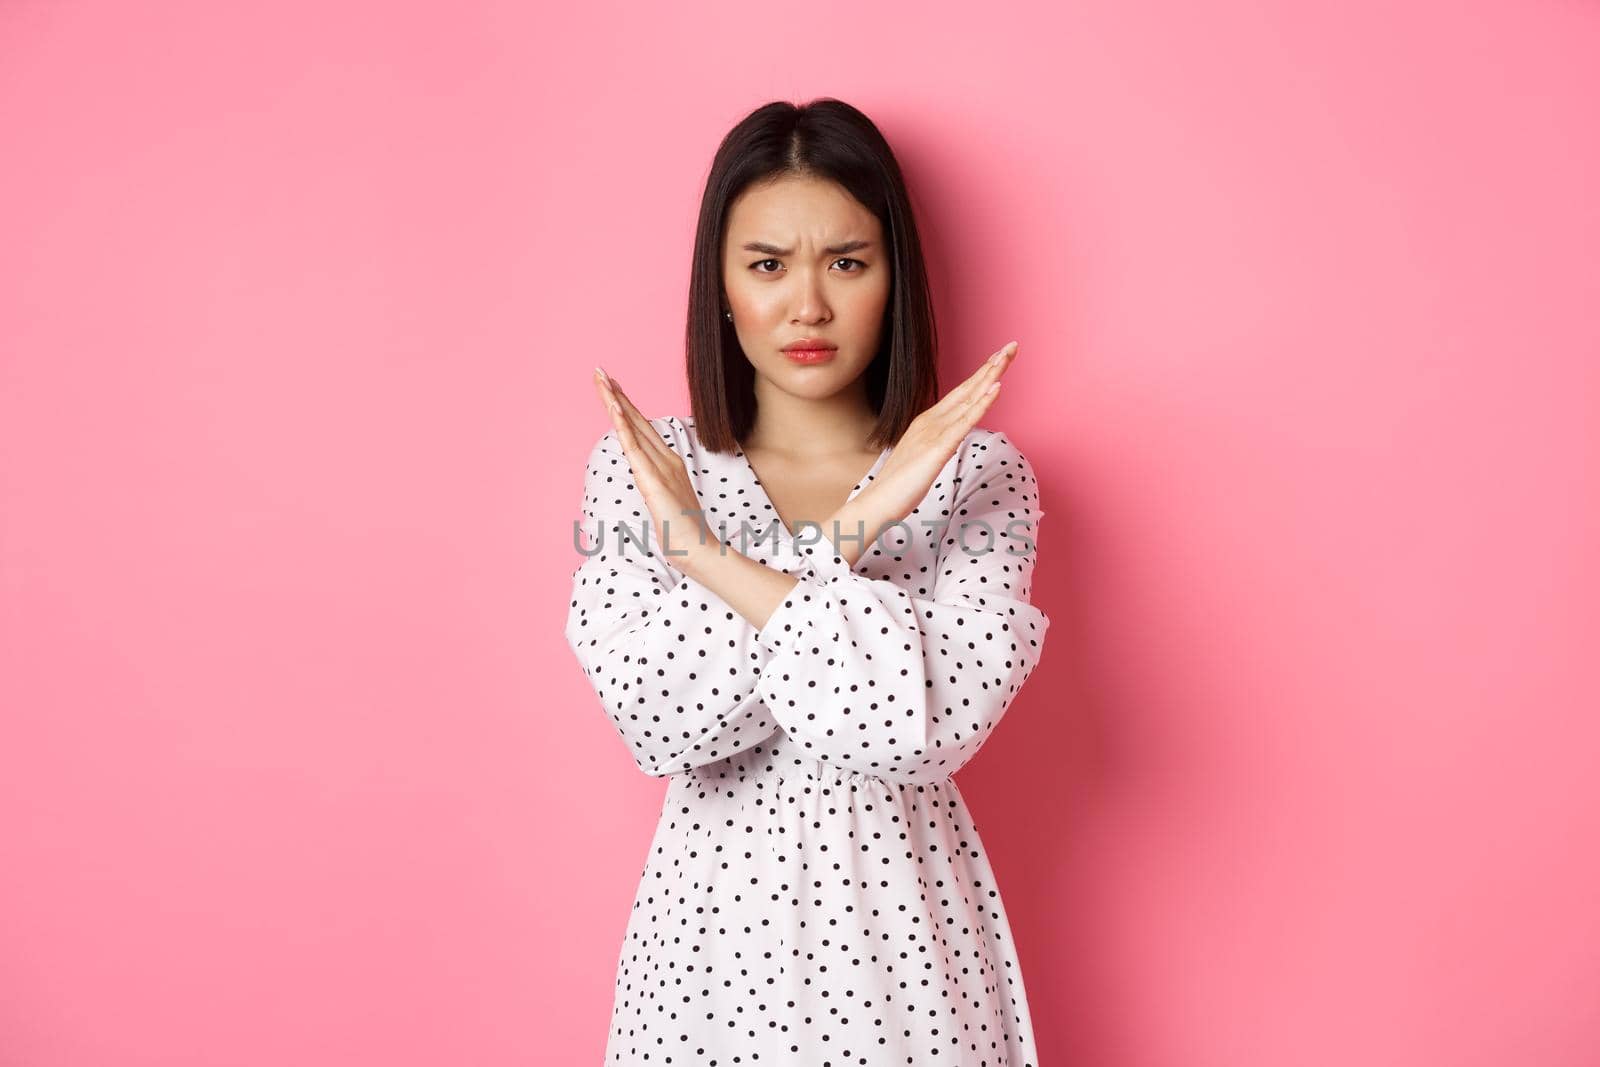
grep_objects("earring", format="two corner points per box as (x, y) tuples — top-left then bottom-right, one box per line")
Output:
(723, 310), (733, 321)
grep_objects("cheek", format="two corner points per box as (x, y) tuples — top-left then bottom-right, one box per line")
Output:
(843, 283), (890, 330)
(845, 274), (890, 311)
(726, 282), (778, 318)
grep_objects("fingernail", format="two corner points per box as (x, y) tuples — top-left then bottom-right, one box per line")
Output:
(595, 365), (609, 382)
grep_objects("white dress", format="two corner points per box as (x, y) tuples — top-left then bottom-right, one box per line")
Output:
(565, 414), (1051, 1066)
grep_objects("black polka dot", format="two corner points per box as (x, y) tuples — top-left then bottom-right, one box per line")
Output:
(565, 415), (1050, 1065)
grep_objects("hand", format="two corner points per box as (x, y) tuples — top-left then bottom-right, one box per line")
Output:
(592, 367), (715, 569)
(851, 340), (1019, 527)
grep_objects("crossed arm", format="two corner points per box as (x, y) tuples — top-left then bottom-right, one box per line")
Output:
(563, 420), (1049, 783)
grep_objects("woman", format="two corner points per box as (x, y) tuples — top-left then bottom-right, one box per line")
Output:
(565, 98), (1051, 1066)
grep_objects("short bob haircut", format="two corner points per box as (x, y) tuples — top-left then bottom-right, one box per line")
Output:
(686, 98), (940, 454)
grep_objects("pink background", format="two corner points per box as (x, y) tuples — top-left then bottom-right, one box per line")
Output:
(3, 2), (1597, 1064)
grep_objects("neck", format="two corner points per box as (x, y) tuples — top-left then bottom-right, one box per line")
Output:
(745, 375), (880, 458)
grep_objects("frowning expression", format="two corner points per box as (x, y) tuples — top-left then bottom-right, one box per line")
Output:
(721, 174), (891, 400)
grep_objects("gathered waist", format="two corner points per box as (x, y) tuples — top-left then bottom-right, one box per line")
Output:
(679, 747), (955, 795)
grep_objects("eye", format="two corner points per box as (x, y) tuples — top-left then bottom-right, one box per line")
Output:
(747, 258), (868, 274)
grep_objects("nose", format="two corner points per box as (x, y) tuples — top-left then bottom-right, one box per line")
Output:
(789, 265), (831, 325)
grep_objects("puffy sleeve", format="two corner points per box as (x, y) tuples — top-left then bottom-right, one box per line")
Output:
(564, 424), (781, 777)
(752, 429), (1050, 783)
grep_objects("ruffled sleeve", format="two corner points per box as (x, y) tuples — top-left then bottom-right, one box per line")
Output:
(752, 430), (1050, 783)
(564, 424), (781, 777)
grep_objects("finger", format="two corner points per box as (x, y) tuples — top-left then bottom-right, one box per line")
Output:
(933, 341), (1017, 414)
(593, 373), (654, 462)
(966, 378), (1003, 420)
(593, 371), (619, 416)
(605, 387), (678, 503)
(595, 373), (651, 465)
(608, 395), (655, 487)
(962, 341), (1017, 396)
(594, 375), (625, 435)
(926, 344), (1016, 438)
(598, 378), (635, 452)
(608, 379), (676, 468)
(950, 380), (1003, 440)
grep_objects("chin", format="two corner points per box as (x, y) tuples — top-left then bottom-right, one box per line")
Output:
(773, 375), (851, 401)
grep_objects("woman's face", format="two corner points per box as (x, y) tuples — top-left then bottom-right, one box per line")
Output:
(721, 174), (890, 402)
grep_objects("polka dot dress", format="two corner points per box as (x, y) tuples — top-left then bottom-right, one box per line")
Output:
(565, 415), (1051, 1066)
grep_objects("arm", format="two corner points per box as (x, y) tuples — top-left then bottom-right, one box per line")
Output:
(752, 430), (1051, 783)
(563, 426), (782, 777)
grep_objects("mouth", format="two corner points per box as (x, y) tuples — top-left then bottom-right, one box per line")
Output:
(782, 346), (837, 364)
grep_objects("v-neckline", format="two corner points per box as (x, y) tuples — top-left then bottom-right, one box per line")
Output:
(735, 441), (893, 542)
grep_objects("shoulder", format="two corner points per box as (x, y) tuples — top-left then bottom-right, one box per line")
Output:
(949, 427), (1044, 515)
(954, 426), (1038, 480)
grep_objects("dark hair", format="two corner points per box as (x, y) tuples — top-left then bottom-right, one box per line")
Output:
(686, 98), (940, 454)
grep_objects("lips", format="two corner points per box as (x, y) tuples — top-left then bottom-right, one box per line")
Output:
(783, 346), (836, 364)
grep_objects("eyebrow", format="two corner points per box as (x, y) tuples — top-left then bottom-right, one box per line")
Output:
(740, 239), (874, 256)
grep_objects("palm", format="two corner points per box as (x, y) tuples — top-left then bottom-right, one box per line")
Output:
(590, 371), (712, 568)
(860, 341), (1019, 523)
